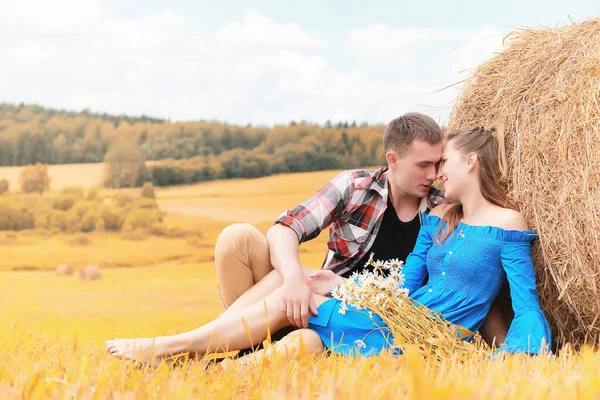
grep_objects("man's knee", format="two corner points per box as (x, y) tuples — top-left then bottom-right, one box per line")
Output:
(216, 223), (260, 249)
(214, 223), (268, 265)
(219, 223), (260, 238)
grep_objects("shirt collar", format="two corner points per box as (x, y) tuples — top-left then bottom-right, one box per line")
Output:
(352, 166), (388, 192)
(369, 166), (429, 213)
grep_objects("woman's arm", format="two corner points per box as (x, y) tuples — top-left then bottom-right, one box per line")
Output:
(402, 209), (441, 294)
(497, 212), (552, 354)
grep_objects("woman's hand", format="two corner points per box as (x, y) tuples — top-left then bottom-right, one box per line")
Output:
(307, 269), (345, 296)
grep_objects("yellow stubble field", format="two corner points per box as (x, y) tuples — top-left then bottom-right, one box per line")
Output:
(0, 165), (599, 399)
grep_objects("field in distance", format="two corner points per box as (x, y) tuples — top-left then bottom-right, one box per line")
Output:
(0, 165), (364, 271)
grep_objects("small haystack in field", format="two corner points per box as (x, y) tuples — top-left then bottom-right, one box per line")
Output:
(79, 265), (102, 281)
(55, 264), (74, 276)
(447, 17), (600, 347)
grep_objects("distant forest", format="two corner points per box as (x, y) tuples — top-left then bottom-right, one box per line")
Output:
(0, 102), (387, 187)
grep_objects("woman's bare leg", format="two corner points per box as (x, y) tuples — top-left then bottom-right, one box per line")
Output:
(220, 329), (325, 370)
(106, 290), (329, 363)
(222, 265), (315, 317)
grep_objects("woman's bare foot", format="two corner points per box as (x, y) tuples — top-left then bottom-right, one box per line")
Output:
(105, 337), (169, 363)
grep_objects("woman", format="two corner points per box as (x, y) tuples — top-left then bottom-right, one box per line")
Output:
(106, 125), (551, 362)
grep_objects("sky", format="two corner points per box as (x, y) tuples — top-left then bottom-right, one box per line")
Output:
(1, 0), (599, 126)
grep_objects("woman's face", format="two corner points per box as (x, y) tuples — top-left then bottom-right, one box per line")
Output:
(437, 140), (471, 201)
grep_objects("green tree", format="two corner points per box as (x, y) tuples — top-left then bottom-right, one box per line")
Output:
(141, 182), (156, 199)
(19, 163), (51, 193)
(103, 136), (148, 188)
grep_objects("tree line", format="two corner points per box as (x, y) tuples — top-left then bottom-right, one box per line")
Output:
(104, 125), (386, 187)
(1, 103), (388, 187)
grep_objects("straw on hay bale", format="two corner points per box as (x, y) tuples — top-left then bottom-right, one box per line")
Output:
(79, 265), (102, 281)
(446, 17), (600, 347)
(55, 264), (74, 276)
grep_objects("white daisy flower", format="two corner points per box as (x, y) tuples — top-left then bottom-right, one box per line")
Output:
(349, 271), (361, 281)
(389, 268), (405, 288)
(385, 258), (404, 271)
(331, 287), (343, 300)
(372, 259), (386, 271)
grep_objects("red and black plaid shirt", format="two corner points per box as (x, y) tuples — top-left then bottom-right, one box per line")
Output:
(274, 167), (445, 276)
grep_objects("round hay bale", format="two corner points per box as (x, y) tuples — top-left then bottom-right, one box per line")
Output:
(79, 265), (102, 281)
(55, 264), (74, 276)
(446, 17), (600, 347)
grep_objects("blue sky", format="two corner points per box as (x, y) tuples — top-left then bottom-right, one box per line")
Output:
(2, 0), (598, 126)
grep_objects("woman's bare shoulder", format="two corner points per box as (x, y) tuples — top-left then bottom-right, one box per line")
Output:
(429, 203), (455, 218)
(492, 207), (529, 231)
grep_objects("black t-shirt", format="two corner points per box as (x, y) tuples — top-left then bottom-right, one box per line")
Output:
(342, 197), (421, 278)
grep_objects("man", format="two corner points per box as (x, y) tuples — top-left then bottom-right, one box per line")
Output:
(213, 112), (507, 353)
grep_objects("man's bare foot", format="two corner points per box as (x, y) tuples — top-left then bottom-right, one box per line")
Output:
(105, 337), (169, 363)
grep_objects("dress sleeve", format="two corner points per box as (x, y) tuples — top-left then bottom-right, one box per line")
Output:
(499, 237), (552, 355)
(402, 213), (436, 295)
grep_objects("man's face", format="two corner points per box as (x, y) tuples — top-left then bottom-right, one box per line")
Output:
(387, 139), (443, 198)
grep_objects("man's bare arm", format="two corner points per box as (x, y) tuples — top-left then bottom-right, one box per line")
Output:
(267, 171), (354, 328)
(266, 224), (318, 328)
(266, 224), (303, 279)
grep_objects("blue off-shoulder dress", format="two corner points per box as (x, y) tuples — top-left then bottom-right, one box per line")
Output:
(307, 213), (552, 357)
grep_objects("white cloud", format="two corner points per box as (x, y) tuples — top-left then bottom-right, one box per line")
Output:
(441, 26), (505, 74)
(427, 26), (505, 123)
(0, 0), (105, 34)
(341, 23), (505, 124)
(0, 8), (333, 125)
(98, 11), (187, 51)
(7, 41), (57, 62)
(345, 24), (461, 56)
(216, 11), (326, 49)
(0, 4), (505, 126)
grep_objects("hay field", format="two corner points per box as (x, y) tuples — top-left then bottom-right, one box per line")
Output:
(0, 167), (338, 272)
(1, 168), (599, 398)
(2, 263), (600, 399)
(0, 163), (105, 191)
(155, 169), (350, 224)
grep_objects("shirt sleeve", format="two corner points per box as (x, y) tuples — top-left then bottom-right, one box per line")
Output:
(426, 185), (448, 210)
(274, 170), (354, 243)
(499, 240), (552, 355)
(402, 215), (435, 295)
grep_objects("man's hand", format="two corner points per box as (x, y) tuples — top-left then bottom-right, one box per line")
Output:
(280, 275), (319, 328)
(308, 269), (345, 296)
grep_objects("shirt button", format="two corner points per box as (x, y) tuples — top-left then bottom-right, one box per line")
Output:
(461, 234), (465, 238)
(442, 272), (446, 276)
(448, 251), (453, 255)
(428, 289), (433, 293)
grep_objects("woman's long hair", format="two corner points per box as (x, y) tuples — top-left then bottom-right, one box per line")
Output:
(436, 125), (518, 243)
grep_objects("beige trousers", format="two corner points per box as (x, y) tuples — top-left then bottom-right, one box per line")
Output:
(214, 223), (277, 309)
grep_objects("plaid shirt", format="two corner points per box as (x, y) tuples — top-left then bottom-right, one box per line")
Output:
(275, 167), (446, 276)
